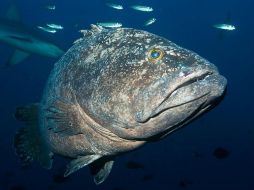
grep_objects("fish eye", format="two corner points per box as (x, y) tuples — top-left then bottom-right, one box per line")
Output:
(148, 48), (164, 62)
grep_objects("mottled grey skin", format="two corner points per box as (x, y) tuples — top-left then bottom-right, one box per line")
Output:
(40, 25), (226, 182)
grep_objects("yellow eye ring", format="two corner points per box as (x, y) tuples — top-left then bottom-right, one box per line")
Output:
(148, 48), (164, 63)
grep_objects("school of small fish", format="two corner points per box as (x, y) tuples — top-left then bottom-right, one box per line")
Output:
(41, 3), (236, 34)
(42, 2), (157, 31)
(37, 26), (57, 33)
(37, 4), (63, 34)
(98, 2), (157, 28)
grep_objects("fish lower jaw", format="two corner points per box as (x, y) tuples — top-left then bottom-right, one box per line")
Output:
(150, 73), (215, 119)
(158, 102), (212, 139)
(135, 96), (210, 140)
(134, 71), (213, 124)
(157, 70), (213, 110)
(153, 92), (210, 119)
(143, 71), (226, 129)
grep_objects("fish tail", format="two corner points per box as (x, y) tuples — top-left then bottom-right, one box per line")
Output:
(14, 103), (53, 169)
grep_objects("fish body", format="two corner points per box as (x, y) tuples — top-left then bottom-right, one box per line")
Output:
(37, 26), (57, 33)
(97, 22), (122, 28)
(46, 5), (56, 10)
(144, 18), (156, 26)
(131, 5), (153, 12)
(213, 24), (236, 31)
(46, 24), (64, 30)
(106, 3), (123, 10)
(0, 4), (64, 66)
(14, 25), (227, 184)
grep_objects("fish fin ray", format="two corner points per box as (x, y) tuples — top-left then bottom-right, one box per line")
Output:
(90, 24), (103, 33)
(89, 157), (114, 185)
(64, 155), (102, 177)
(78, 24), (103, 39)
(45, 98), (85, 136)
(14, 103), (53, 169)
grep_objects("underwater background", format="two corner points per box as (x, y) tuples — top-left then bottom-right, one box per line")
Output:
(0, 0), (253, 190)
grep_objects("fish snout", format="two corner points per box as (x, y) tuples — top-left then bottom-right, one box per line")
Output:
(147, 64), (227, 122)
(192, 62), (227, 108)
(199, 72), (227, 109)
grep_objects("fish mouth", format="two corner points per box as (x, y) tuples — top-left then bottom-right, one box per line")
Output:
(134, 70), (227, 140)
(146, 71), (214, 121)
(151, 87), (227, 140)
(158, 71), (213, 109)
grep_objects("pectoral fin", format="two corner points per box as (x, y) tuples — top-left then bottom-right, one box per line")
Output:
(64, 155), (102, 177)
(7, 50), (30, 66)
(89, 157), (114, 185)
(45, 98), (85, 136)
(14, 104), (53, 169)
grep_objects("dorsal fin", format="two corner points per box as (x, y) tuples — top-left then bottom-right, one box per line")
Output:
(90, 24), (103, 33)
(6, 3), (21, 22)
(73, 24), (104, 44)
(6, 49), (30, 66)
(81, 24), (103, 37)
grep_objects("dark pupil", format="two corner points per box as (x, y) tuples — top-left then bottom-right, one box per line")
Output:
(151, 51), (160, 59)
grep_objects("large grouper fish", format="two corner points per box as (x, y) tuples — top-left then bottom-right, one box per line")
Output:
(14, 25), (227, 184)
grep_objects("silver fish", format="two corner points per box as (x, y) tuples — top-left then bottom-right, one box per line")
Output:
(97, 22), (122, 28)
(213, 24), (236, 31)
(46, 24), (64, 30)
(144, 18), (156, 26)
(45, 5), (56, 10)
(37, 26), (57, 33)
(131, 5), (153, 12)
(106, 3), (123, 10)
(14, 25), (227, 185)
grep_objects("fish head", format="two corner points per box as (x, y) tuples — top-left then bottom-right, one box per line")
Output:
(90, 28), (227, 140)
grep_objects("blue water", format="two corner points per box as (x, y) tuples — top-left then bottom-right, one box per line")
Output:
(0, 0), (253, 190)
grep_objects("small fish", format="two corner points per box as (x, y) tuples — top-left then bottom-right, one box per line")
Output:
(213, 147), (230, 159)
(213, 24), (236, 31)
(131, 5), (153, 12)
(47, 24), (64, 30)
(144, 18), (156, 26)
(37, 26), (57, 33)
(46, 5), (56, 10)
(179, 179), (193, 188)
(97, 22), (122, 28)
(106, 3), (123, 10)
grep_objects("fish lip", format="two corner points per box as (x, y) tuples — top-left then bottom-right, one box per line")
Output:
(157, 71), (213, 110)
(148, 92), (210, 123)
(137, 71), (213, 123)
(150, 101), (211, 140)
(153, 88), (227, 140)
